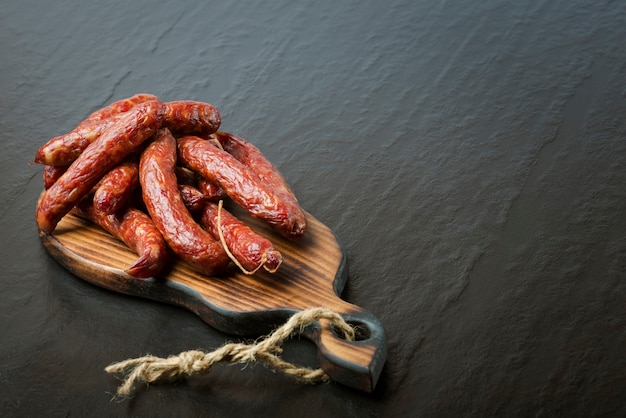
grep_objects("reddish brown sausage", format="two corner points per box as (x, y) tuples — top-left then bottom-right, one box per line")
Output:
(35, 94), (159, 166)
(42, 165), (67, 189)
(36, 99), (165, 234)
(174, 167), (226, 202)
(77, 94), (159, 128)
(75, 199), (168, 278)
(35, 113), (125, 166)
(197, 177), (227, 202)
(212, 131), (306, 235)
(163, 101), (221, 135)
(139, 128), (229, 276)
(200, 201), (283, 273)
(177, 136), (306, 240)
(93, 160), (140, 215)
(213, 131), (298, 198)
(178, 184), (206, 213)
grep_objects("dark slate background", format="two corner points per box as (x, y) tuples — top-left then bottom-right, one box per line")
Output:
(1, 0), (625, 416)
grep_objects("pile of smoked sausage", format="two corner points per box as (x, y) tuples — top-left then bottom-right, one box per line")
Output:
(35, 94), (307, 278)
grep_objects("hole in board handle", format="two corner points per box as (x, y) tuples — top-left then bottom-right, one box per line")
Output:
(332, 320), (371, 341)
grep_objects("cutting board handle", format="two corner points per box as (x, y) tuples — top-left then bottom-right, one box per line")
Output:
(305, 302), (386, 393)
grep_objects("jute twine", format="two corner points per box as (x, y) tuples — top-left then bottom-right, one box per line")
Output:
(105, 307), (355, 398)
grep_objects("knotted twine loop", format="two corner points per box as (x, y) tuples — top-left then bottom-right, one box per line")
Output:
(105, 307), (355, 399)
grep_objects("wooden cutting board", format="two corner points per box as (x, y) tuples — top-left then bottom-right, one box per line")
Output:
(39, 204), (386, 393)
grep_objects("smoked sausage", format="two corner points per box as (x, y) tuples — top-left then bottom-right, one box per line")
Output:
(163, 101), (221, 135)
(35, 113), (125, 166)
(93, 160), (140, 215)
(35, 94), (158, 166)
(42, 165), (67, 189)
(178, 184), (206, 213)
(75, 199), (168, 278)
(36, 99), (165, 234)
(139, 128), (229, 276)
(197, 177), (227, 202)
(200, 201), (283, 274)
(77, 94), (159, 128)
(177, 136), (306, 240)
(212, 131), (298, 198)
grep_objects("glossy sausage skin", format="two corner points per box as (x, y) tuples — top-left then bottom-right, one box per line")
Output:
(178, 184), (206, 213)
(197, 177), (227, 202)
(213, 131), (306, 235)
(175, 166), (226, 202)
(42, 165), (67, 189)
(93, 160), (140, 215)
(139, 128), (229, 276)
(35, 113), (124, 166)
(77, 94), (159, 128)
(213, 131), (298, 198)
(36, 99), (165, 234)
(200, 201), (283, 273)
(35, 94), (158, 166)
(75, 199), (168, 278)
(177, 136), (307, 240)
(163, 101), (221, 135)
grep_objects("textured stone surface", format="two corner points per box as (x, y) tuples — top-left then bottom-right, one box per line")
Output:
(1, 0), (625, 416)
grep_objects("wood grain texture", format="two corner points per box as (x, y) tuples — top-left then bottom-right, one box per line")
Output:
(39, 204), (386, 392)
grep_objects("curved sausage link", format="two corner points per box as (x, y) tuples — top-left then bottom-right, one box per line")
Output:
(212, 131), (298, 198)
(75, 199), (168, 278)
(35, 113), (125, 166)
(35, 94), (159, 166)
(212, 131), (306, 236)
(139, 128), (229, 276)
(200, 201), (283, 274)
(177, 136), (306, 240)
(163, 101), (221, 135)
(36, 99), (165, 234)
(42, 165), (67, 189)
(77, 93), (159, 128)
(93, 160), (140, 215)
